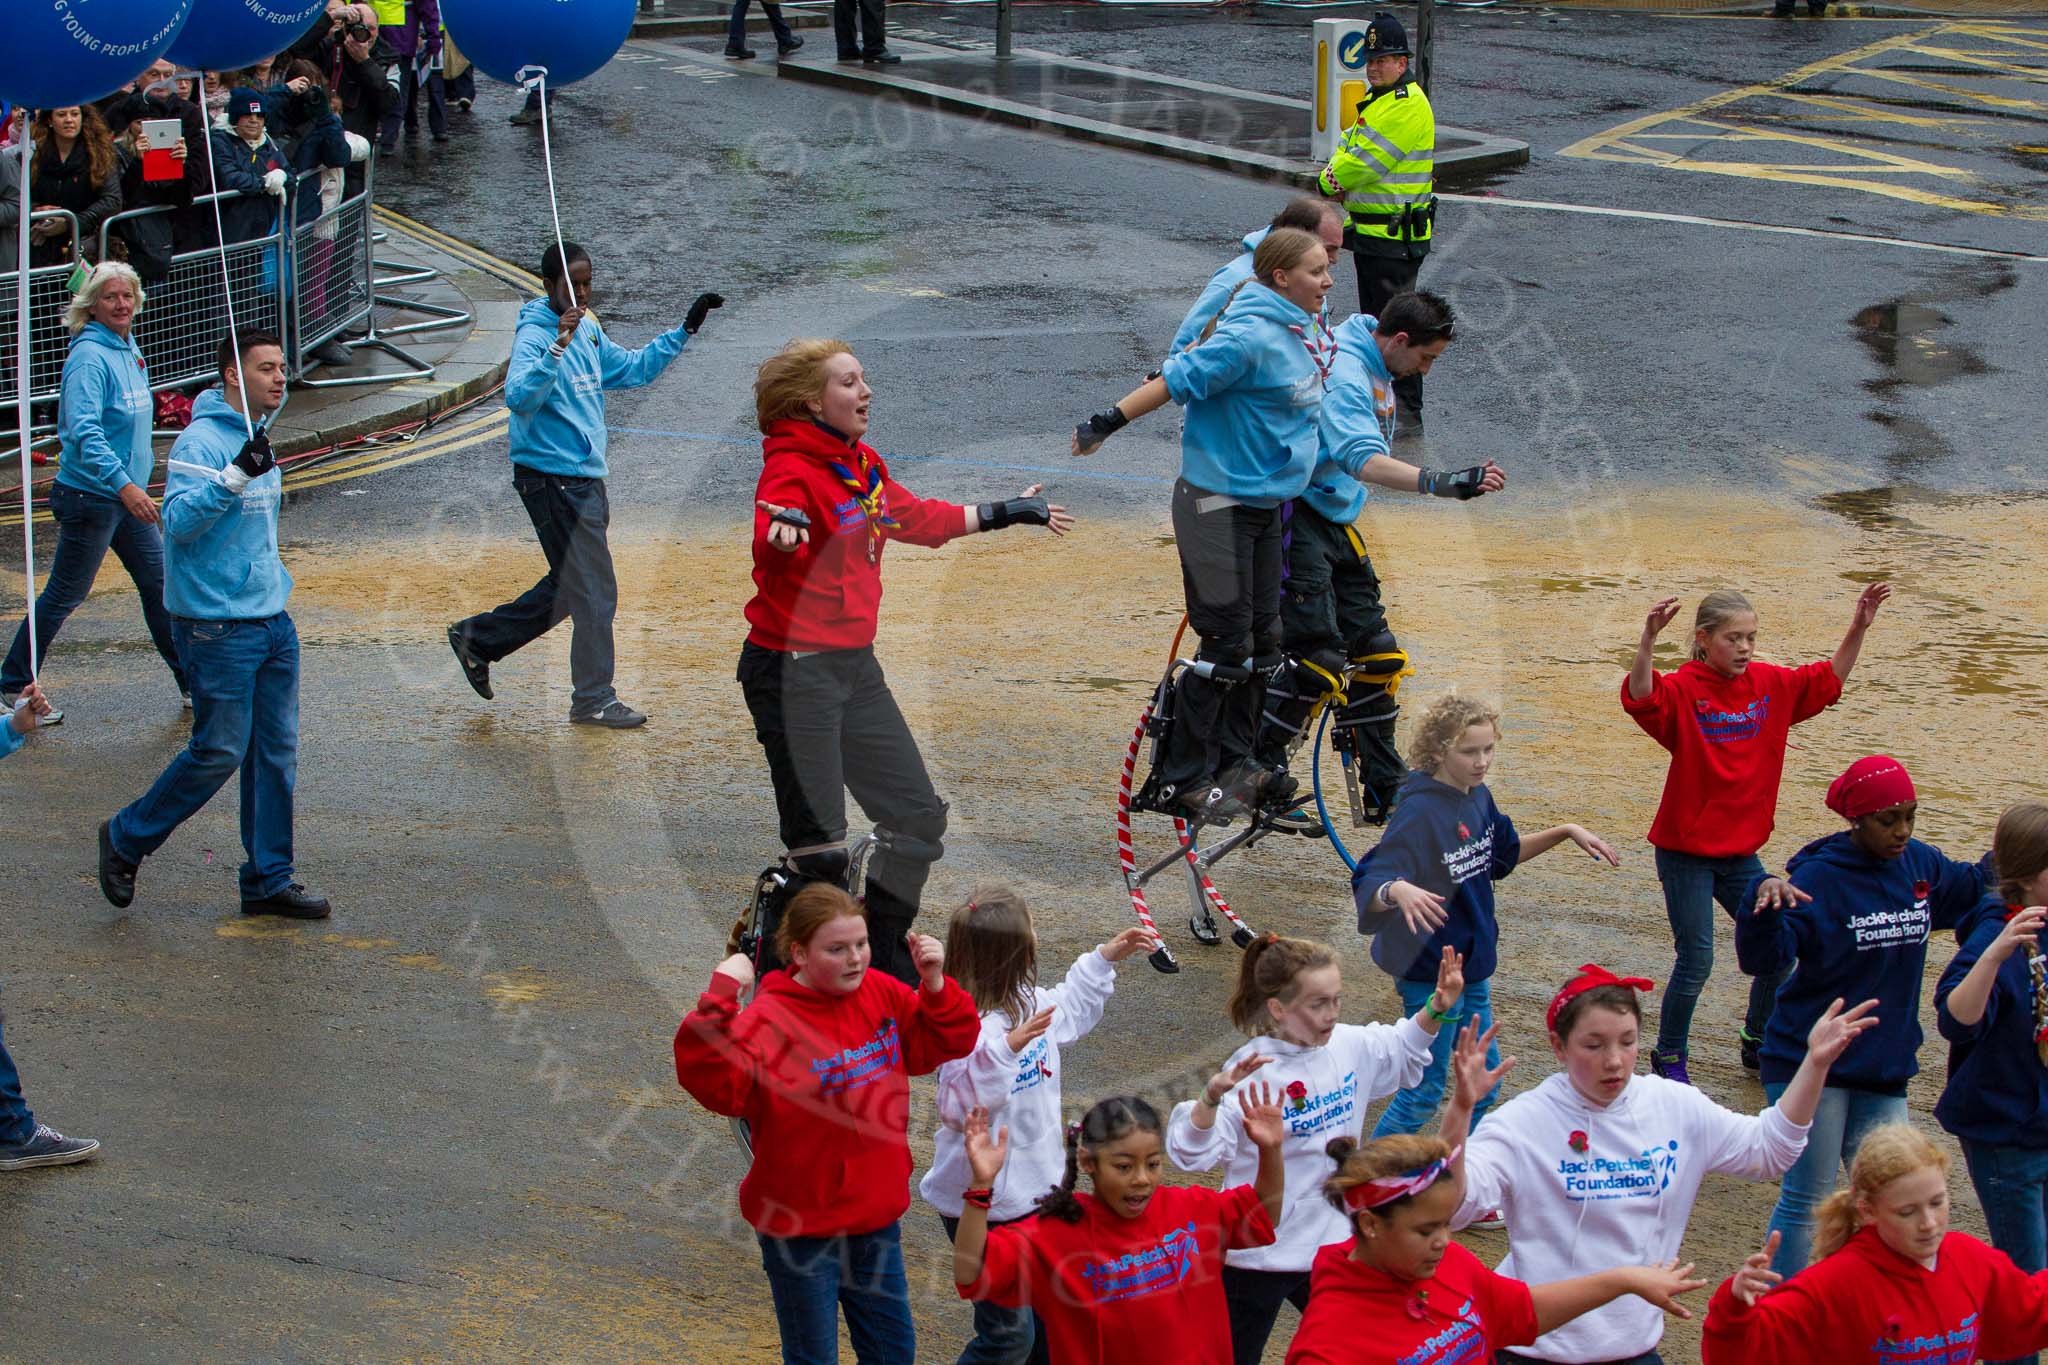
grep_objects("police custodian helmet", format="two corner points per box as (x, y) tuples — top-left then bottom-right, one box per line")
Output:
(1363, 10), (1411, 56)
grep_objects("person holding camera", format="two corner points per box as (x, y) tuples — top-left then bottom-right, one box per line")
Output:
(98, 331), (332, 921)
(288, 1), (392, 189)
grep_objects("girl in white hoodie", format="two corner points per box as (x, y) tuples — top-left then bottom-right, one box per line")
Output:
(922, 887), (1158, 1365)
(1167, 932), (1461, 1365)
(1441, 963), (1878, 1365)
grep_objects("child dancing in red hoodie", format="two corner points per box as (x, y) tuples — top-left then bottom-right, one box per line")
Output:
(675, 883), (980, 1364)
(1704, 1123), (2048, 1365)
(740, 339), (1073, 983)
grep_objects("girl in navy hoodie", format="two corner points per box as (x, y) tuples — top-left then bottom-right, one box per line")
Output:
(675, 883), (980, 1365)
(1936, 802), (2048, 1365)
(1354, 692), (1618, 1138)
(1735, 754), (1997, 1274)
(1070, 227), (1334, 820)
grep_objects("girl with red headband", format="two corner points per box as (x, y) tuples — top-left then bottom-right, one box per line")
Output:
(1621, 583), (1890, 1083)
(1734, 754), (1997, 1276)
(953, 1089), (1285, 1365)
(1284, 1119), (1707, 1364)
(1704, 1123), (2048, 1365)
(1936, 802), (2048, 1365)
(1440, 964), (1878, 1364)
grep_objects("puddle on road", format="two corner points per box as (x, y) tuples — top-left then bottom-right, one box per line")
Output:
(1851, 301), (1990, 394)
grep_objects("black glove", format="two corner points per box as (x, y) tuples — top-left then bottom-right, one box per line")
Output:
(684, 292), (725, 334)
(977, 497), (1050, 532)
(1073, 406), (1128, 456)
(1418, 464), (1487, 500)
(231, 430), (276, 480)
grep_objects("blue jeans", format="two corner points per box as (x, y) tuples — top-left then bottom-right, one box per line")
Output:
(1654, 847), (1785, 1055)
(940, 1215), (1046, 1365)
(757, 1222), (916, 1365)
(1962, 1139), (2048, 1365)
(1763, 1081), (1906, 1275)
(0, 987), (36, 1146)
(1373, 976), (1500, 1137)
(0, 483), (188, 696)
(109, 613), (300, 898)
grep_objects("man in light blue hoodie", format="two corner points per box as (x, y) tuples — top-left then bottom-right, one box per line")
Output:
(1, 263), (190, 723)
(98, 330), (331, 920)
(1257, 292), (1502, 826)
(1167, 197), (1346, 359)
(446, 242), (722, 728)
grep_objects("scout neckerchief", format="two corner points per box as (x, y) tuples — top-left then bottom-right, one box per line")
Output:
(824, 439), (899, 562)
(1288, 308), (1338, 384)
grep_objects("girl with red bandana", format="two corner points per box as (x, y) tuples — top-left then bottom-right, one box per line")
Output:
(1284, 1122), (1705, 1364)
(740, 340), (1073, 983)
(1704, 1124), (2048, 1365)
(1735, 756), (1997, 1275)
(1621, 583), (1889, 1082)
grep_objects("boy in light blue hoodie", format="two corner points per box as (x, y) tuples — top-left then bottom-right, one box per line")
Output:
(1074, 228), (1334, 819)
(1257, 292), (1500, 827)
(0, 263), (188, 720)
(99, 330), (332, 922)
(447, 241), (722, 729)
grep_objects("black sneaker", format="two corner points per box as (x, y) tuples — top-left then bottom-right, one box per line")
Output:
(446, 625), (492, 700)
(508, 106), (541, 127)
(777, 35), (804, 54)
(837, 49), (862, 61)
(863, 50), (902, 64)
(242, 883), (332, 919)
(571, 700), (647, 729)
(1175, 783), (1246, 823)
(98, 820), (136, 909)
(0, 1123), (100, 1171)
(1739, 1028), (1763, 1072)
(725, 46), (757, 59)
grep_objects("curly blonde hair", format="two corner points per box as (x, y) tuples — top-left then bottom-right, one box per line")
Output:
(1405, 693), (1501, 775)
(64, 260), (146, 337)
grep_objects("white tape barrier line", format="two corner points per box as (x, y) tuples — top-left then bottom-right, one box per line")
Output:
(13, 132), (36, 680)
(1438, 191), (2048, 262)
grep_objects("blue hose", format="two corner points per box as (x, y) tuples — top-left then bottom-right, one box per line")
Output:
(1310, 704), (1359, 871)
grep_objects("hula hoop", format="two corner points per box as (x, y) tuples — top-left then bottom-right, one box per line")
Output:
(1310, 702), (1360, 871)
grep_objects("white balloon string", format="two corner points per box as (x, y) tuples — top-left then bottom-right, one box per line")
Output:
(196, 72), (256, 442)
(532, 69), (568, 277)
(14, 127), (37, 682)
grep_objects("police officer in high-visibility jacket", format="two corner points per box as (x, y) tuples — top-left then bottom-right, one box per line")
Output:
(1317, 11), (1436, 428)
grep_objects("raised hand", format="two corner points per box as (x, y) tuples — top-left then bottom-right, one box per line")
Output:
(1732, 1232), (1784, 1307)
(1641, 597), (1683, 642)
(554, 306), (585, 349)
(1450, 1019), (1516, 1111)
(1627, 1259), (1708, 1317)
(1432, 946), (1466, 1016)
(1237, 1080), (1287, 1150)
(1989, 906), (2047, 964)
(757, 499), (810, 551)
(1851, 581), (1892, 630)
(1202, 1052), (1271, 1107)
(1004, 1004), (1056, 1054)
(1099, 926), (1161, 963)
(713, 952), (756, 992)
(231, 429), (276, 480)
(964, 1106), (1011, 1185)
(1752, 877), (1813, 914)
(684, 291), (724, 334)
(908, 931), (946, 990)
(1804, 997), (1880, 1068)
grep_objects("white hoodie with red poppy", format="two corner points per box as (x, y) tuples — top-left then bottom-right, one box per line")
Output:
(1455, 1071), (1809, 1363)
(1167, 1017), (1434, 1272)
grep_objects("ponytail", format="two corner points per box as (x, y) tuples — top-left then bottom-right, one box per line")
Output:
(1034, 1096), (1164, 1225)
(1811, 1123), (1947, 1261)
(1196, 279), (1254, 348)
(1227, 934), (1338, 1035)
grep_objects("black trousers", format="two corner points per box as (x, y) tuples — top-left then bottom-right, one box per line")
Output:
(1352, 249), (1426, 416)
(1222, 1265), (1311, 1365)
(833, 0), (886, 57)
(1280, 501), (1390, 664)
(1159, 480), (1284, 794)
(454, 468), (617, 715)
(737, 641), (947, 983)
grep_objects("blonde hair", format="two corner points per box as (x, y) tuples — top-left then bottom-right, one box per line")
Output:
(1812, 1124), (1947, 1260)
(1406, 693), (1501, 774)
(1227, 934), (1338, 1034)
(1195, 227), (1332, 347)
(64, 260), (146, 337)
(754, 339), (853, 434)
(1321, 1133), (1452, 1217)
(1690, 590), (1757, 663)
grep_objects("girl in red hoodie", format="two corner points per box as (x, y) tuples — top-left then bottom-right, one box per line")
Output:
(674, 883), (980, 1365)
(1622, 582), (1889, 1082)
(1704, 1123), (2048, 1365)
(739, 339), (1073, 984)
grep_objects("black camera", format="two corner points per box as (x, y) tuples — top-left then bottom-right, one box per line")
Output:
(343, 18), (372, 42)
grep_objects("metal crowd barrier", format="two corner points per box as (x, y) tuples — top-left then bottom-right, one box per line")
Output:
(2, 151), (473, 423)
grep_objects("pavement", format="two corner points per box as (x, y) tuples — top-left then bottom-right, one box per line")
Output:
(775, 36), (1531, 187)
(629, 0), (835, 41)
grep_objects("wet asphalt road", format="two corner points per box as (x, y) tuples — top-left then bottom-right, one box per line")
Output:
(1, 6), (2044, 1359)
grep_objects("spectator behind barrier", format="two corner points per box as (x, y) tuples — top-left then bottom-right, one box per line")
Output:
(207, 90), (291, 247)
(29, 106), (123, 268)
(288, 2), (394, 190)
(105, 59), (210, 283)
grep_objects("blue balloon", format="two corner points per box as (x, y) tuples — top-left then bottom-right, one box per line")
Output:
(167, 0), (325, 75)
(0, 0), (193, 110)
(443, 0), (636, 89)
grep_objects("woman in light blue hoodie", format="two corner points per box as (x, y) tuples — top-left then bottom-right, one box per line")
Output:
(1072, 227), (1334, 819)
(0, 262), (188, 722)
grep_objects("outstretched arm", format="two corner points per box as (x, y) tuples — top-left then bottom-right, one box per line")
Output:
(1516, 823), (1619, 868)
(952, 1107), (1009, 1287)
(1072, 376), (1172, 456)
(1830, 582), (1890, 684)
(1629, 597), (1682, 701)
(1531, 1262), (1706, 1336)
(963, 483), (1074, 537)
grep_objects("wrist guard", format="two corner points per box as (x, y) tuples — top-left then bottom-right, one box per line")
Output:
(977, 496), (1050, 532)
(1074, 406), (1128, 454)
(1419, 464), (1486, 500)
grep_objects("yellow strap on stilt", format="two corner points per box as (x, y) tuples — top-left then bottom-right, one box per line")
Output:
(1299, 657), (1348, 706)
(1348, 649), (1415, 700)
(1343, 524), (1368, 560)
